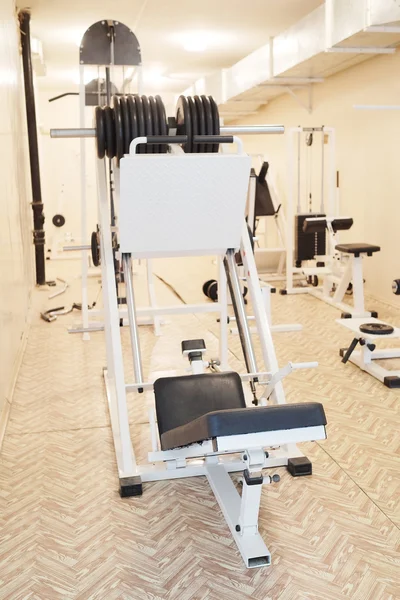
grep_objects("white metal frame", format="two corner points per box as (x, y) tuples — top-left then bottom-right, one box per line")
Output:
(338, 317), (400, 386)
(98, 138), (324, 569)
(285, 126), (336, 295)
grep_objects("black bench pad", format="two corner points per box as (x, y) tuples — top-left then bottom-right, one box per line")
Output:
(335, 243), (380, 256)
(155, 372), (246, 438)
(160, 402), (327, 451)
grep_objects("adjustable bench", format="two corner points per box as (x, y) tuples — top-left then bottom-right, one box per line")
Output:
(333, 243), (380, 318)
(153, 371), (327, 568)
(299, 216), (379, 318)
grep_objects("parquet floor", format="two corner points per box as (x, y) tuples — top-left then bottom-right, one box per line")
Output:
(0, 257), (399, 600)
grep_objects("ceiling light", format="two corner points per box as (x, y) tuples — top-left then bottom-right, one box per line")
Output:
(183, 37), (208, 53)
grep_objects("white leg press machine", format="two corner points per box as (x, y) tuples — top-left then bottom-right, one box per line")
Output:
(53, 102), (329, 569)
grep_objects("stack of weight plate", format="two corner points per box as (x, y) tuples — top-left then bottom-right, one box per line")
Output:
(175, 95), (220, 153)
(95, 94), (168, 161)
(95, 93), (221, 161)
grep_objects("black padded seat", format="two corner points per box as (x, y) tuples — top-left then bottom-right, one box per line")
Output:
(335, 243), (380, 257)
(154, 372), (326, 451)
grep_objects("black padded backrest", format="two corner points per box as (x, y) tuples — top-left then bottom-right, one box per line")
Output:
(154, 372), (246, 437)
(255, 162), (276, 217)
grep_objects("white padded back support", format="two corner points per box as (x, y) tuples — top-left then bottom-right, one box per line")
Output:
(119, 153), (251, 258)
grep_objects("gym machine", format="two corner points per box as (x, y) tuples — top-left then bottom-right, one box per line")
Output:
(49, 20), (154, 338)
(51, 94), (327, 569)
(282, 126), (379, 318)
(338, 279), (400, 388)
(249, 160), (287, 280)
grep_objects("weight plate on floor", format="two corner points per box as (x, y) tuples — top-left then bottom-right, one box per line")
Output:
(188, 96), (199, 153)
(149, 96), (160, 154)
(209, 95), (220, 153)
(134, 95), (145, 154)
(201, 95), (213, 153)
(95, 106), (106, 159)
(52, 214), (65, 227)
(176, 95), (191, 153)
(127, 95), (138, 154)
(359, 322), (394, 335)
(119, 96), (131, 155)
(193, 95), (205, 153)
(155, 95), (168, 153)
(141, 95), (153, 153)
(104, 106), (116, 159)
(112, 95), (124, 162)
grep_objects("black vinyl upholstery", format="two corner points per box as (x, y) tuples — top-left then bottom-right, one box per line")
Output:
(154, 372), (246, 437)
(335, 243), (380, 256)
(154, 372), (327, 451)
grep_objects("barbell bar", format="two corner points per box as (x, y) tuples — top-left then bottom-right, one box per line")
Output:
(50, 124), (285, 139)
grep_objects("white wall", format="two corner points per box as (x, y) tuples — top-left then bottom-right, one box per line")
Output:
(238, 50), (400, 306)
(0, 3), (34, 433)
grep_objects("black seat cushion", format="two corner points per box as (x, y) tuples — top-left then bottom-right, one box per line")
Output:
(154, 372), (246, 437)
(335, 243), (380, 256)
(160, 402), (327, 450)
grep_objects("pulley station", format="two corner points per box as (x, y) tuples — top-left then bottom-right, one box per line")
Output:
(51, 20), (327, 570)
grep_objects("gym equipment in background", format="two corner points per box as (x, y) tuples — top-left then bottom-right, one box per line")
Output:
(51, 100), (327, 570)
(283, 126), (335, 294)
(338, 280), (400, 388)
(299, 216), (379, 318)
(281, 126), (378, 318)
(249, 160), (288, 280)
(50, 19), (149, 340)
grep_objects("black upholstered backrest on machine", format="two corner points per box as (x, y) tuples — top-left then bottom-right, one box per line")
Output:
(154, 372), (246, 438)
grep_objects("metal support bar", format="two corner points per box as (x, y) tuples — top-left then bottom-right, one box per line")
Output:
(224, 249), (258, 377)
(122, 254), (144, 388)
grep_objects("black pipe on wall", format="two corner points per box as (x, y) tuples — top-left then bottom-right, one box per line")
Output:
(19, 10), (46, 286)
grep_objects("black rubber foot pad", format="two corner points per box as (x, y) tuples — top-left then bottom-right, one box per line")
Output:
(280, 289), (287, 296)
(371, 311), (378, 318)
(384, 376), (400, 389)
(339, 348), (347, 358)
(119, 476), (143, 497)
(341, 312), (352, 319)
(287, 456), (312, 477)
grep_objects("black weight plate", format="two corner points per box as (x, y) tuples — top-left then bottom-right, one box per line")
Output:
(149, 96), (160, 154)
(201, 95), (213, 153)
(359, 323), (394, 336)
(134, 95), (145, 154)
(127, 95), (138, 154)
(119, 96), (131, 155)
(112, 95), (124, 162)
(141, 95), (153, 154)
(52, 214), (65, 227)
(193, 95), (205, 153)
(95, 106), (105, 159)
(104, 106), (116, 159)
(188, 96), (199, 154)
(209, 96), (220, 153)
(91, 231), (100, 267)
(176, 95), (192, 153)
(155, 95), (168, 153)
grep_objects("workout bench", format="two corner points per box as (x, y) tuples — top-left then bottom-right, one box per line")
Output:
(302, 217), (380, 318)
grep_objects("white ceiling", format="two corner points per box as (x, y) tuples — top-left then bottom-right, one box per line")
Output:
(20, 0), (324, 94)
